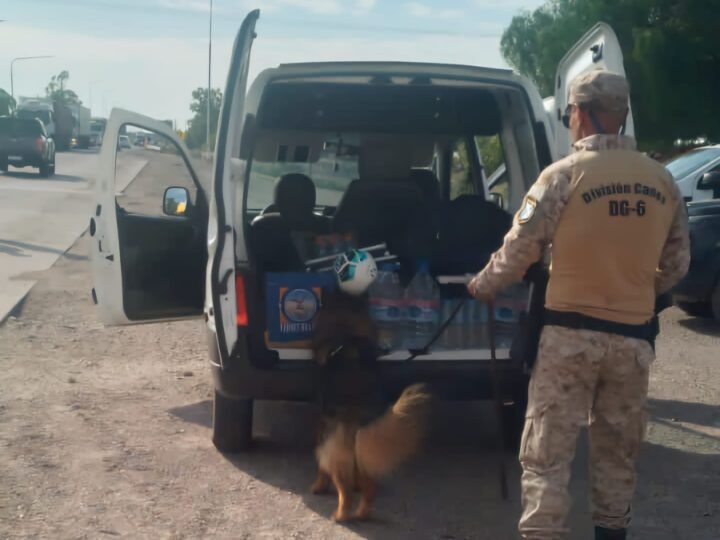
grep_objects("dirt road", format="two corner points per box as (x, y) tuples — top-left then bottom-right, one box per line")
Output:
(1, 232), (719, 539)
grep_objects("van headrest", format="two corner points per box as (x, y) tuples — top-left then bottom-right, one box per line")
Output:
(358, 140), (413, 181)
(274, 173), (316, 222)
(409, 168), (440, 202)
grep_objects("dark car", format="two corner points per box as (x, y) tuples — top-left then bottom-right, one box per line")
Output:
(0, 116), (56, 178)
(672, 190), (720, 322)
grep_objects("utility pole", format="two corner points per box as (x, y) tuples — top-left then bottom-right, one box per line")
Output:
(10, 55), (54, 98)
(206, 0), (213, 154)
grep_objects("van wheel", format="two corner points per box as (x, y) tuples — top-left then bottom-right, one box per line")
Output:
(501, 381), (529, 453)
(39, 163), (50, 178)
(49, 160), (56, 176)
(711, 282), (720, 323)
(212, 390), (253, 452)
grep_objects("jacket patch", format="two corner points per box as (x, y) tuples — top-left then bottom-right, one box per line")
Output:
(518, 196), (538, 224)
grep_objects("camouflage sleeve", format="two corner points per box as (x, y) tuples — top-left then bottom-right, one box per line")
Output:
(655, 181), (691, 295)
(471, 160), (574, 295)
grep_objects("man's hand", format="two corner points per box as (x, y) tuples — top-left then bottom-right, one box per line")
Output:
(467, 274), (494, 303)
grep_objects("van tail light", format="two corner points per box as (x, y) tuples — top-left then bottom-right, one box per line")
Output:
(235, 273), (248, 327)
(36, 137), (45, 153)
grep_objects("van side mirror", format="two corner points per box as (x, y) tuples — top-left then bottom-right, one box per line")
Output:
(698, 171), (720, 191)
(164, 186), (190, 216)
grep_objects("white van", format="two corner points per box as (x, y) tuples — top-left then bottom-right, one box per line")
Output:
(89, 11), (633, 452)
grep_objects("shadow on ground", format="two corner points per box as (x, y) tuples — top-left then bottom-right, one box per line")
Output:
(677, 316), (720, 337)
(0, 239), (88, 261)
(170, 399), (593, 539)
(649, 398), (720, 429)
(0, 170), (85, 182)
(168, 396), (720, 539)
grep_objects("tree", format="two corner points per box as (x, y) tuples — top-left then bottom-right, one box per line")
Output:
(500, 0), (720, 151)
(45, 70), (82, 106)
(185, 87), (223, 150)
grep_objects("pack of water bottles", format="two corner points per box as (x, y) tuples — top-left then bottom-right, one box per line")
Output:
(368, 260), (531, 352)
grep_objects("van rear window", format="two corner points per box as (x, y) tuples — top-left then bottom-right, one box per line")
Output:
(0, 118), (43, 137)
(247, 135), (360, 211)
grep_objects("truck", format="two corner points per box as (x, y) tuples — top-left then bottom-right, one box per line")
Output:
(89, 117), (107, 147)
(16, 97), (57, 139)
(69, 103), (91, 149)
(15, 97), (92, 151)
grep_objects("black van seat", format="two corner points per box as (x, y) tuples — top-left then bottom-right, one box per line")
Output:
(250, 173), (332, 272)
(432, 194), (513, 275)
(406, 168), (441, 259)
(332, 179), (425, 251)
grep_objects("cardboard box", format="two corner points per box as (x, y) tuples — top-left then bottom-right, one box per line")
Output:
(264, 271), (337, 348)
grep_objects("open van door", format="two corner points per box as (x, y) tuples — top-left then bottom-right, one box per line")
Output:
(553, 22), (634, 158)
(90, 108), (209, 325)
(206, 9), (259, 361)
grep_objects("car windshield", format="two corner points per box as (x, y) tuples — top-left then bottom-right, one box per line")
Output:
(665, 148), (720, 180)
(16, 109), (51, 125)
(0, 118), (43, 137)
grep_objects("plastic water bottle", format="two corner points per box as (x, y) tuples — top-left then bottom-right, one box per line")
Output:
(403, 259), (440, 350)
(368, 263), (404, 350)
(492, 283), (529, 349)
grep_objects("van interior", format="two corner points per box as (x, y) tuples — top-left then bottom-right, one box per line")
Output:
(239, 75), (548, 356)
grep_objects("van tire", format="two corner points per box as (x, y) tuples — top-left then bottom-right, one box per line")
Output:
(212, 390), (253, 452)
(711, 282), (720, 323)
(39, 162), (50, 178)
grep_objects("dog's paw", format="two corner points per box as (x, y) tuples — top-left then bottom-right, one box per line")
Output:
(331, 509), (352, 522)
(310, 481), (329, 495)
(353, 507), (372, 521)
(310, 472), (331, 495)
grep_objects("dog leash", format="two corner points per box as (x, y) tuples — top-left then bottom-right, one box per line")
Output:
(403, 296), (509, 501)
(487, 298), (510, 501)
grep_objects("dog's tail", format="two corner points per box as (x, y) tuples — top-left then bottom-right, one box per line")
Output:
(354, 383), (432, 479)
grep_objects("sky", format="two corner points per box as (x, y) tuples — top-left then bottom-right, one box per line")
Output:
(0, 0), (546, 128)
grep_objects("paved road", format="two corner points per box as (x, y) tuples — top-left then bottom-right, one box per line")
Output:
(0, 149), (148, 322)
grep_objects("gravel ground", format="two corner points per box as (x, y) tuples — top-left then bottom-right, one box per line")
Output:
(0, 232), (718, 540)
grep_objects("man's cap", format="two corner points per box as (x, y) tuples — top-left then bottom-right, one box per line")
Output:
(568, 69), (629, 113)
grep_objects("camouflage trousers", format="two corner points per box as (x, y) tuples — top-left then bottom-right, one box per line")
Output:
(518, 325), (655, 540)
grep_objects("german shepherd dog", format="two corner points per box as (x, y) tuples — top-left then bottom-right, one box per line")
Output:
(310, 288), (432, 522)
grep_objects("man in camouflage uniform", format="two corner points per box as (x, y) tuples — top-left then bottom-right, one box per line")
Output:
(468, 69), (690, 540)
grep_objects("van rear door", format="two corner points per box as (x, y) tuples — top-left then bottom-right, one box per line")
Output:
(553, 22), (634, 158)
(207, 9), (259, 362)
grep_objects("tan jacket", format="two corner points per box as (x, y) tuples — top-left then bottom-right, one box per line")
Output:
(473, 134), (690, 325)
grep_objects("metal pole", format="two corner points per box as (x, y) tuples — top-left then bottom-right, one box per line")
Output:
(9, 56), (55, 99)
(206, 0), (213, 153)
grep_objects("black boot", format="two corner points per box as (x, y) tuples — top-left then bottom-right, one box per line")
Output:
(595, 526), (627, 540)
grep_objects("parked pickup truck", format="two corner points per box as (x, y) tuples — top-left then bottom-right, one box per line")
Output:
(0, 116), (56, 177)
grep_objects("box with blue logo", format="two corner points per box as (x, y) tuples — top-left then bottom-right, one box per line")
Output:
(264, 271), (338, 348)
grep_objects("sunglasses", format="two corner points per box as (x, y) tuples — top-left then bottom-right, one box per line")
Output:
(561, 103), (576, 129)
